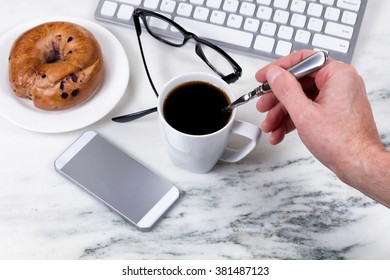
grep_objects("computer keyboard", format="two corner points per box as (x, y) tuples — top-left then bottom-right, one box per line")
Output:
(94, 0), (367, 63)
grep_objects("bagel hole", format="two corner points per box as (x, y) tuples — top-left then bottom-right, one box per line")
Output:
(44, 41), (62, 63)
(45, 50), (61, 63)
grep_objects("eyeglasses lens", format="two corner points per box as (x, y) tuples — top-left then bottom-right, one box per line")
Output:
(197, 43), (235, 77)
(144, 15), (185, 46)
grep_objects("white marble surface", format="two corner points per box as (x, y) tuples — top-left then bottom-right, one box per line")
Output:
(1, 0), (389, 259)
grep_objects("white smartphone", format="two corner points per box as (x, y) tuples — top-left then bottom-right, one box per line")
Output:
(54, 131), (180, 231)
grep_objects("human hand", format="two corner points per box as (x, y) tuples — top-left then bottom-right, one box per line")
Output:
(255, 50), (384, 176)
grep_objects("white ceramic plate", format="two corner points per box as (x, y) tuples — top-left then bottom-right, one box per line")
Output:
(0, 17), (129, 133)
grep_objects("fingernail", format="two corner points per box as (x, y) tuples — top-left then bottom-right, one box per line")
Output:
(260, 121), (269, 132)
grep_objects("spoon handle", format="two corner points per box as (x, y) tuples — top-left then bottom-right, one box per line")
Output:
(257, 51), (329, 95)
(112, 107), (157, 123)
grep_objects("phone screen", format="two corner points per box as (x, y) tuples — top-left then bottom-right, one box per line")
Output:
(55, 131), (179, 230)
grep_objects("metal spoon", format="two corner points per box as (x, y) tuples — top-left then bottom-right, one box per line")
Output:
(112, 107), (157, 123)
(222, 51), (329, 112)
(112, 51), (329, 123)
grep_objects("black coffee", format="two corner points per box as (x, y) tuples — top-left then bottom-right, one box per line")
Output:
(163, 81), (232, 135)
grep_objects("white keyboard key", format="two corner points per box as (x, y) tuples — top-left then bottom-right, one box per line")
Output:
(254, 35), (275, 53)
(194, 6), (210, 20)
(308, 17), (324, 32)
(244, 18), (260, 32)
(290, 13), (307, 28)
(190, 0), (204, 5)
(240, 2), (256, 16)
(273, 9), (290, 24)
(223, 0), (239, 13)
(256, 6), (272, 20)
(144, 0), (159, 9)
(261, 21), (277, 36)
(337, 0), (361, 12)
(295, 29), (311, 44)
(320, 0), (335, 5)
(275, 40), (292, 56)
(160, 0), (176, 13)
(342, 10), (358, 25)
(308, 3), (324, 17)
(324, 7), (340, 21)
(256, 0), (271, 5)
(325, 21), (354, 39)
(278, 25), (294, 40)
(117, 5), (134, 20)
(121, 0), (141, 5)
(174, 16), (254, 48)
(101, 1), (117, 16)
(177, 3), (193, 17)
(227, 14), (243, 28)
(206, 0), (222, 9)
(312, 33), (350, 53)
(274, 0), (290, 9)
(291, 0), (307, 13)
(210, 10), (226, 25)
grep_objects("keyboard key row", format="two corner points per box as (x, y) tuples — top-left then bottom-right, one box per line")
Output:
(208, 0), (362, 13)
(115, 0), (361, 23)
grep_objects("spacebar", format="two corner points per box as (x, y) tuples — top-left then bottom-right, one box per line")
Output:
(174, 16), (253, 48)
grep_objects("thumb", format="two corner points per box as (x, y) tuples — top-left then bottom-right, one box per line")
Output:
(265, 65), (312, 124)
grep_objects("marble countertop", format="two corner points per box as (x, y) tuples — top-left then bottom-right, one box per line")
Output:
(1, 0), (389, 259)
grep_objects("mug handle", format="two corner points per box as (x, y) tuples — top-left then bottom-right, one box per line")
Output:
(220, 120), (261, 162)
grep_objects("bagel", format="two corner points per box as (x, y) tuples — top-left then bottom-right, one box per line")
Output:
(8, 21), (104, 110)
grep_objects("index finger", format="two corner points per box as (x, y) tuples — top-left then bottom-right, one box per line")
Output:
(255, 50), (320, 83)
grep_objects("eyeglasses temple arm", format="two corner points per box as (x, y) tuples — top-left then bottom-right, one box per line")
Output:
(134, 12), (160, 97)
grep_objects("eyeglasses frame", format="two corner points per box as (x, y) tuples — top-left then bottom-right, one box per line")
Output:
(133, 8), (242, 97)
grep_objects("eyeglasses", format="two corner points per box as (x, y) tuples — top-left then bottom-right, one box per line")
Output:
(112, 8), (242, 123)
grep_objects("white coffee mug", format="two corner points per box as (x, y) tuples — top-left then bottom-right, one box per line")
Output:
(157, 72), (261, 173)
